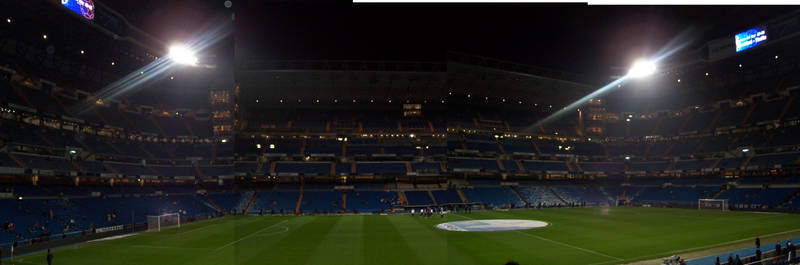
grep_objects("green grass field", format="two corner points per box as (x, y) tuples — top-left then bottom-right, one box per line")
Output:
(9, 207), (800, 265)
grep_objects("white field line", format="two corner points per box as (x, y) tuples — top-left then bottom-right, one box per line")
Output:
(250, 226), (290, 238)
(131, 245), (211, 250)
(513, 230), (623, 261)
(214, 219), (289, 251)
(87, 233), (138, 243)
(451, 213), (623, 261)
(12, 259), (46, 265)
(175, 223), (219, 235)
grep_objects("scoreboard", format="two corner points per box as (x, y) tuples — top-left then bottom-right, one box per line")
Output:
(734, 27), (767, 53)
(61, 0), (95, 20)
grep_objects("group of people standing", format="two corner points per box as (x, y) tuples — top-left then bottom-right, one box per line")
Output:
(715, 236), (797, 265)
(410, 207), (447, 218)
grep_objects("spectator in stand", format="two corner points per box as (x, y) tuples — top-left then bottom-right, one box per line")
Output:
(714, 256), (719, 265)
(775, 243), (783, 263)
(755, 248), (761, 262)
(755, 236), (760, 249)
(788, 240), (796, 262)
(727, 254), (733, 265)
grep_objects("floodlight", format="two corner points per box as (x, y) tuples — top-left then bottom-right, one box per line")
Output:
(627, 59), (656, 78)
(168, 45), (198, 65)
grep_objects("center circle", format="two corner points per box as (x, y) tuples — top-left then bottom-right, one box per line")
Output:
(435, 219), (549, 232)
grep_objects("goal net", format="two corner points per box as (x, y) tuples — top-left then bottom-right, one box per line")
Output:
(147, 213), (181, 232)
(698, 199), (728, 211)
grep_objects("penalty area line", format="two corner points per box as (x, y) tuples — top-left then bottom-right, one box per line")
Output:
(451, 213), (623, 262)
(131, 245), (212, 250)
(214, 219), (289, 251)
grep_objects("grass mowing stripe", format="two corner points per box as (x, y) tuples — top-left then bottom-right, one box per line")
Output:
(363, 215), (425, 265)
(304, 215), (365, 265)
(387, 215), (450, 265)
(404, 214), (487, 265)
(249, 216), (341, 265)
(196, 216), (318, 265)
(452, 213), (624, 262)
(213, 219), (289, 251)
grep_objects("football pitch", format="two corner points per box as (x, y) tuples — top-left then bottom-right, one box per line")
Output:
(9, 207), (800, 265)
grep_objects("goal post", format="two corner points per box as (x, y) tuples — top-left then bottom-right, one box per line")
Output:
(147, 213), (181, 232)
(698, 199), (728, 211)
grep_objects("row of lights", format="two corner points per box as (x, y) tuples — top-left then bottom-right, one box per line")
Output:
(673, 56), (779, 83)
(259, 99), (447, 104)
(14, 18), (145, 67)
(38, 32), (119, 66)
(253, 134), (446, 140)
(255, 143), (276, 149)
(452, 93), (555, 108)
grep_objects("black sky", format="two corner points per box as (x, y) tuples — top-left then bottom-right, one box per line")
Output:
(446, 5), (792, 78)
(234, 2), (446, 62)
(103, 1), (796, 78)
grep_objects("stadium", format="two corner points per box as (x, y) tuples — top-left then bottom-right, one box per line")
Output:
(1, 1), (800, 265)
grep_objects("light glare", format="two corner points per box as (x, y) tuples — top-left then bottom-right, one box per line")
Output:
(627, 59), (656, 78)
(168, 45), (199, 65)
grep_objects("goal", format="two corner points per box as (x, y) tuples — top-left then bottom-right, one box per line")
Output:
(698, 199), (728, 211)
(147, 213), (181, 232)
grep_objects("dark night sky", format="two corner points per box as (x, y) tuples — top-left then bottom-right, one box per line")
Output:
(446, 5), (792, 78)
(102, 1), (795, 78)
(233, 2), (446, 62)
(235, 3), (793, 77)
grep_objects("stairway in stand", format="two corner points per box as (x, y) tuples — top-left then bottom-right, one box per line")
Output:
(242, 190), (259, 215)
(294, 180), (305, 214)
(510, 186), (528, 206)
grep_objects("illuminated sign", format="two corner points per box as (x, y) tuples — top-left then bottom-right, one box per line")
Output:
(735, 27), (767, 52)
(61, 0), (95, 20)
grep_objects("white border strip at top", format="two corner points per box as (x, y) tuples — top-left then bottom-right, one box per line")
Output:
(354, 0), (800, 4)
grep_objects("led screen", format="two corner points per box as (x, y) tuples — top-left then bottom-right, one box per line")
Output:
(61, 0), (95, 20)
(735, 27), (767, 52)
